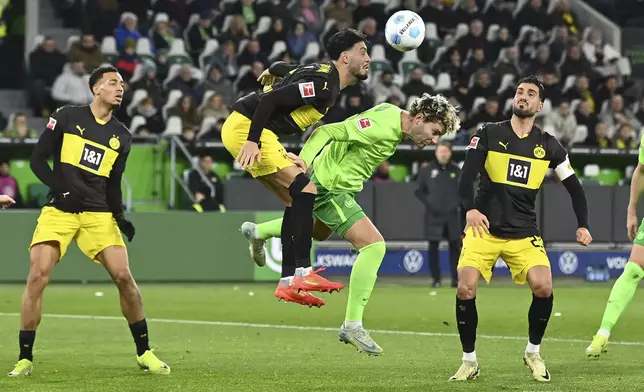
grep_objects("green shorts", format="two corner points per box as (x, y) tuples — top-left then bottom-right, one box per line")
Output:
(635, 219), (644, 246)
(311, 173), (366, 238)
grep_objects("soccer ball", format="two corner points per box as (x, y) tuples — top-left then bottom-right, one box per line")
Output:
(385, 10), (425, 52)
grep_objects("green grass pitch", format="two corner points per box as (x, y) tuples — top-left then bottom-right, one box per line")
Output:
(0, 279), (643, 391)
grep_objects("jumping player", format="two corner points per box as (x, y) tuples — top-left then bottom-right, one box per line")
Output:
(8, 66), (169, 376)
(586, 132), (644, 357)
(242, 94), (460, 354)
(450, 76), (592, 382)
(222, 29), (370, 307)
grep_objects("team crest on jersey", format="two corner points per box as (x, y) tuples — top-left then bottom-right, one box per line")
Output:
(109, 136), (120, 150)
(466, 136), (480, 150)
(357, 118), (372, 130)
(46, 117), (57, 130)
(298, 82), (316, 98)
(533, 145), (546, 158)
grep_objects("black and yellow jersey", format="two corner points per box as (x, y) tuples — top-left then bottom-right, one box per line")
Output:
(232, 61), (341, 142)
(30, 105), (131, 213)
(462, 120), (574, 238)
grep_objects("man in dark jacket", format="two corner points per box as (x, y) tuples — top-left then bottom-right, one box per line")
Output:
(188, 154), (225, 212)
(415, 141), (462, 287)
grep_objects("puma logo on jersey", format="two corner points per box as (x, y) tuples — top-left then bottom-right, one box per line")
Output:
(76, 125), (85, 135)
(499, 141), (508, 150)
(323, 81), (328, 90)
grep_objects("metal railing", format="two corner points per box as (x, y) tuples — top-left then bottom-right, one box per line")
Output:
(121, 176), (133, 212)
(169, 136), (216, 208)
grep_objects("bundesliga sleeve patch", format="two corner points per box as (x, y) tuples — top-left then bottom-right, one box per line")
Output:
(357, 118), (372, 130)
(298, 82), (316, 98)
(466, 136), (480, 150)
(46, 117), (57, 130)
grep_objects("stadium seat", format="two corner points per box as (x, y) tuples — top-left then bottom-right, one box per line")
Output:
(183, 13), (201, 44)
(162, 64), (182, 86)
(198, 39), (219, 69)
(27, 183), (50, 208)
(237, 39), (250, 56)
(571, 125), (588, 146)
(233, 65), (251, 91)
(136, 38), (155, 63)
(486, 24), (500, 41)
(167, 39), (192, 65)
(162, 89), (183, 119)
(429, 46), (447, 69)
(472, 97), (486, 111)
(200, 90), (215, 111)
(513, 0), (529, 17)
(221, 15), (234, 33)
(422, 74), (436, 88)
(425, 23), (437, 40)
(253, 17), (272, 39)
(562, 75), (576, 94)
(406, 95), (419, 110)
(67, 35), (79, 51)
(497, 74), (515, 94)
(388, 164), (408, 182)
(301, 41), (320, 64)
(32, 34), (44, 51)
(163, 116), (183, 137)
(626, 165), (636, 180)
(583, 164), (600, 178)
(434, 72), (451, 91)
(269, 41), (287, 62)
(617, 57), (632, 77)
(130, 115), (147, 134)
(212, 162), (232, 181)
(455, 23), (469, 40)
(384, 0), (400, 13)
(198, 116), (219, 139)
(597, 169), (622, 186)
(127, 89), (149, 116)
(101, 36), (119, 64)
(398, 50), (422, 79)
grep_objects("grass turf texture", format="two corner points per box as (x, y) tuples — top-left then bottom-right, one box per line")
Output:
(0, 280), (643, 391)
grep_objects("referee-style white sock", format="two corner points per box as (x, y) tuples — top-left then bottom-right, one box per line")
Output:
(462, 351), (477, 362)
(526, 342), (540, 354)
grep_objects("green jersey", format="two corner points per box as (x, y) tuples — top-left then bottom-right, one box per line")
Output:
(300, 103), (404, 193)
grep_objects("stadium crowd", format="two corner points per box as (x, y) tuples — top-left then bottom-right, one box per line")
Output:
(15, 0), (638, 151)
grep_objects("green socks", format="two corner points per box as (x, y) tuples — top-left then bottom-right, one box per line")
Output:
(255, 218), (283, 240)
(598, 261), (644, 335)
(345, 242), (387, 323)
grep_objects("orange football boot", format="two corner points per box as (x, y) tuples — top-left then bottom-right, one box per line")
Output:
(274, 283), (325, 307)
(292, 267), (344, 293)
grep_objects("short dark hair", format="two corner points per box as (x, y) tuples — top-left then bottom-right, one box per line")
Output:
(88, 65), (119, 95)
(437, 140), (452, 150)
(325, 28), (367, 60)
(516, 76), (545, 102)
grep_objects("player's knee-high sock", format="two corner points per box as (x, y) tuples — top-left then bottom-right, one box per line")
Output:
(129, 319), (151, 356)
(597, 261), (644, 337)
(344, 242), (386, 328)
(527, 293), (554, 353)
(280, 207), (295, 278)
(456, 297), (478, 361)
(289, 190), (315, 271)
(256, 218), (283, 240)
(18, 330), (36, 361)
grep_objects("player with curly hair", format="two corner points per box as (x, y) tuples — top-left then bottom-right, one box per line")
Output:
(241, 94), (460, 355)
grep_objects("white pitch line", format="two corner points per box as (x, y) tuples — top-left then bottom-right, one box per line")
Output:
(0, 312), (642, 347)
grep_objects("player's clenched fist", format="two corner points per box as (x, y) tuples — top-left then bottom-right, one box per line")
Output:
(465, 209), (490, 238)
(237, 141), (262, 170)
(576, 227), (593, 246)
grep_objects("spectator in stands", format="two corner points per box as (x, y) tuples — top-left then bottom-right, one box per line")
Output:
(583, 28), (621, 66)
(237, 61), (265, 95)
(519, 29), (542, 63)
(614, 123), (638, 149)
(594, 75), (622, 109)
(232, 0), (258, 29)
(371, 161), (392, 181)
(467, 70), (497, 106)
(200, 118), (225, 141)
(28, 37), (67, 117)
(218, 15), (250, 46)
(155, 49), (170, 82)
(168, 65), (200, 101)
(488, 27), (513, 63)
(67, 32), (103, 74)
(419, 0), (455, 37)
(3, 113), (37, 139)
(464, 47), (489, 76)
(438, 48), (468, 88)
(545, 100), (578, 146)
(135, 97), (164, 134)
(369, 71), (406, 105)
(464, 97), (504, 131)
(238, 39), (269, 68)
(454, 0), (482, 26)
(576, 99), (600, 136)
(402, 66), (434, 100)
(527, 44), (557, 75)
(257, 0), (293, 29)
(187, 10), (215, 56)
(52, 60), (93, 106)
(287, 22), (318, 61)
(324, 0), (354, 26)
(484, 0), (513, 31)
(635, 97), (644, 125)
(0, 160), (24, 208)
(386, 94), (404, 108)
(602, 94), (642, 131)
(114, 12), (143, 51)
(201, 94), (230, 120)
(587, 121), (613, 148)
(551, 0), (579, 36)
(353, 0), (386, 32)
(116, 39), (139, 82)
(169, 95), (201, 131)
(196, 65), (234, 106)
(131, 60), (164, 108)
(211, 40), (238, 78)
(291, 0), (324, 34)
(457, 20), (487, 59)
(541, 72), (563, 103)
(259, 19), (287, 57)
(151, 13), (175, 52)
(154, 0), (190, 28)
(515, 0), (551, 35)
(494, 46), (520, 78)
(188, 154), (225, 212)
(548, 26), (569, 62)
(559, 45), (595, 80)
(566, 76), (595, 109)
(345, 93), (368, 117)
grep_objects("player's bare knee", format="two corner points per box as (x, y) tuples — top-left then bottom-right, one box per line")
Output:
(457, 282), (476, 300)
(532, 283), (553, 298)
(112, 269), (136, 291)
(26, 268), (51, 290)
